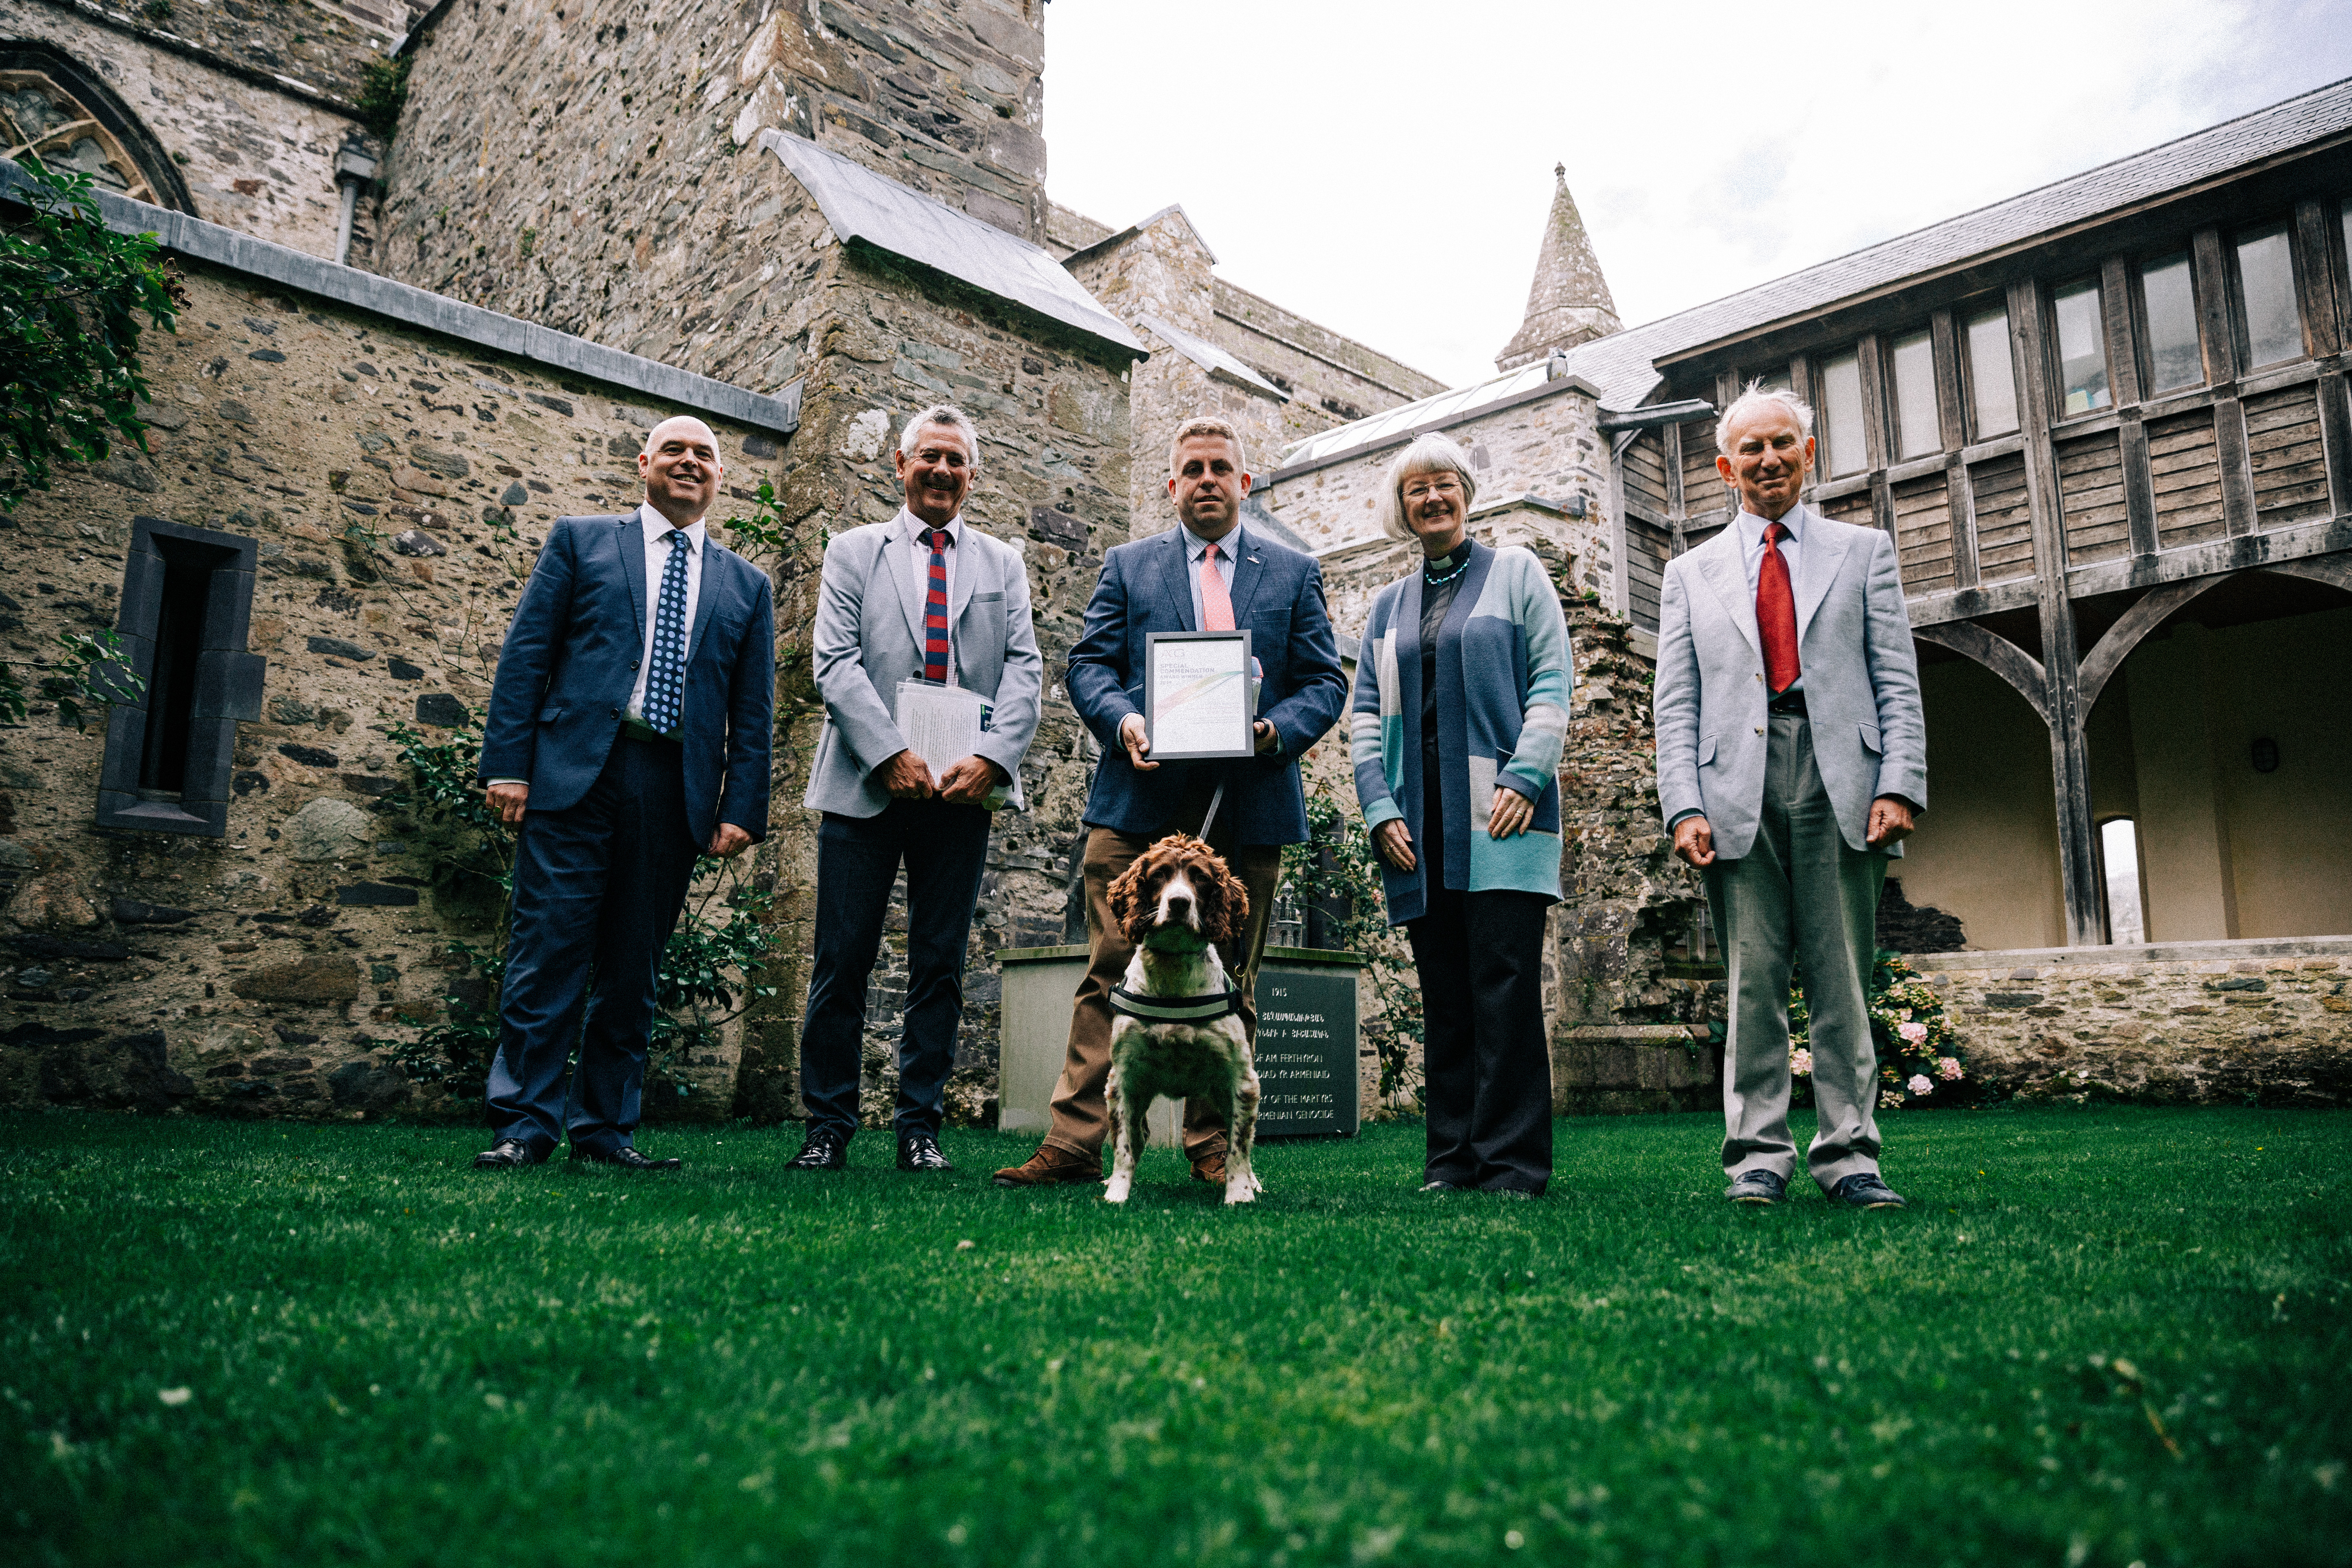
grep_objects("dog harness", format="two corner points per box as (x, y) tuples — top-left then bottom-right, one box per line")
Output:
(1109, 984), (1243, 1024)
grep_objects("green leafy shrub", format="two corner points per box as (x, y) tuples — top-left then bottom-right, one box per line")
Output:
(387, 710), (779, 1101)
(1790, 948), (1970, 1108)
(1281, 793), (1423, 1110)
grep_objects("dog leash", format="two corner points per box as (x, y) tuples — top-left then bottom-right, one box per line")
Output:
(1196, 777), (1227, 843)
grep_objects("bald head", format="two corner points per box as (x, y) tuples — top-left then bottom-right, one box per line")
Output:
(637, 415), (724, 527)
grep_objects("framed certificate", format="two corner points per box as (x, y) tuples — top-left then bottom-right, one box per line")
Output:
(1144, 630), (1256, 760)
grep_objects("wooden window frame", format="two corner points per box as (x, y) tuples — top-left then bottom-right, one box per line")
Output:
(1955, 296), (2016, 443)
(2044, 273), (2114, 426)
(2224, 214), (2312, 373)
(2128, 247), (2205, 399)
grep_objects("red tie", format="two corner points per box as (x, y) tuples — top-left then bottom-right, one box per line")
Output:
(1757, 521), (1800, 694)
(922, 528), (951, 683)
(1200, 541), (1236, 632)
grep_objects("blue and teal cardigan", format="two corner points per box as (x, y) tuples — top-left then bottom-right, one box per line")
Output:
(1349, 541), (1573, 924)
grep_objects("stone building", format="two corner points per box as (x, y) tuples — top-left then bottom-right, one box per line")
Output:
(1, 0), (2344, 1118)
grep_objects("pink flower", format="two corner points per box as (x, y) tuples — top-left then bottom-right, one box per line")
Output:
(1789, 1049), (1814, 1076)
(1936, 1057), (1963, 1082)
(1899, 1021), (1929, 1045)
(1907, 1074), (1933, 1096)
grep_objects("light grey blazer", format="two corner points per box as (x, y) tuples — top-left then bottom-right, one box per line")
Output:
(803, 517), (1042, 817)
(1653, 506), (1927, 860)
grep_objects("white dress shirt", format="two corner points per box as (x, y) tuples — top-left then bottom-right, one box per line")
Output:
(1735, 502), (1806, 695)
(1177, 518), (1244, 628)
(627, 502), (707, 726)
(893, 507), (963, 679)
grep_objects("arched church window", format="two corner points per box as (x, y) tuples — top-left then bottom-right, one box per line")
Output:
(0, 48), (193, 212)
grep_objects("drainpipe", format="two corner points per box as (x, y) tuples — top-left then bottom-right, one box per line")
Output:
(333, 149), (379, 267)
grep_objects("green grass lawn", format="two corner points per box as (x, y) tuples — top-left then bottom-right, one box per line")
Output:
(2, 1106), (2347, 1567)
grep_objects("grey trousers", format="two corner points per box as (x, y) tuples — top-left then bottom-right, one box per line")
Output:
(1703, 712), (1889, 1189)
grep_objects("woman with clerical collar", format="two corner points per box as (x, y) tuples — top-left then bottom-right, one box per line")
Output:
(1347, 432), (1574, 1196)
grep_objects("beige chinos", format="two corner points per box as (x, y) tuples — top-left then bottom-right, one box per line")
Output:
(1706, 711), (1890, 1189)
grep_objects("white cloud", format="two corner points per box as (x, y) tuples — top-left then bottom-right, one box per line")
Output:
(1043, 0), (2352, 387)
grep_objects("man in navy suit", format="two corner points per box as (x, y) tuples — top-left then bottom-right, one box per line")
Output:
(470, 414), (775, 1171)
(994, 416), (1346, 1189)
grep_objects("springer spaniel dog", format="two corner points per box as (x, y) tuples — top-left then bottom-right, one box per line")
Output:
(1102, 835), (1263, 1206)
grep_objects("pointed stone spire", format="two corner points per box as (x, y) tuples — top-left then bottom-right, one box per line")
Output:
(1495, 164), (1621, 372)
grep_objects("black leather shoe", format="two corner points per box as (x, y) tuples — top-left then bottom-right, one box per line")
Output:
(473, 1138), (543, 1169)
(787, 1129), (847, 1171)
(1827, 1172), (1907, 1209)
(897, 1133), (953, 1172)
(571, 1144), (682, 1171)
(1726, 1169), (1788, 1204)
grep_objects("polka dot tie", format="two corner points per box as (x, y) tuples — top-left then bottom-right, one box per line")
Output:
(643, 530), (689, 735)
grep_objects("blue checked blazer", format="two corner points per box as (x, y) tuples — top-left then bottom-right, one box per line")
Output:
(478, 513), (775, 844)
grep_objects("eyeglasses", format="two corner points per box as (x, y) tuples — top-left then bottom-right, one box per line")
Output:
(1401, 475), (1463, 501)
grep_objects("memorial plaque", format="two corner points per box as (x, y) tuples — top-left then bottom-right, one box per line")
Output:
(1252, 960), (1359, 1138)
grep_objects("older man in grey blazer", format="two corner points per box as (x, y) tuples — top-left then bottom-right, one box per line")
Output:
(1654, 383), (1927, 1209)
(788, 405), (1042, 1173)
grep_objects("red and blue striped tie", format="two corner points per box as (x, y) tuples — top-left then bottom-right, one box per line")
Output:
(922, 527), (951, 682)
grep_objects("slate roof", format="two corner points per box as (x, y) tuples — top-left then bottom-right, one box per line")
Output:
(1138, 312), (1289, 401)
(1548, 75), (2352, 410)
(760, 131), (1145, 359)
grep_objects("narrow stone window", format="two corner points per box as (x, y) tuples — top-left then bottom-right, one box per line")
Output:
(1965, 307), (2018, 438)
(97, 518), (265, 837)
(2140, 252), (2202, 394)
(1819, 350), (1866, 476)
(1889, 330), (1939, 459)
(2050, 278), (2111, 417)
(2233, 221), (2304, 369)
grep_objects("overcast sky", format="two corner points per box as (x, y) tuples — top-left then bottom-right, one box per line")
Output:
(1043, 0), (2352, 390)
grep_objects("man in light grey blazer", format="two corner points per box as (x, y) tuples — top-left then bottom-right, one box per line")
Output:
(788, 404), (1042, 1174)
(1654, 383), (1927, 1209)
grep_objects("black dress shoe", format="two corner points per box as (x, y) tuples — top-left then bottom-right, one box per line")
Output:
(1828, 1172), (1907, 1209)
(897, 1133), (954, 1172)
(786, 1129), (847, 1171)
(570, 1145), (682, 1171)
(1726, 1169), (1788, 1205)
(473, 1138), (543, 1169)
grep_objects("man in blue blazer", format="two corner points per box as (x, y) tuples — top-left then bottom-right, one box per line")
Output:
(994, 416), (1346, 1189)
(470, 415), (775, 1171)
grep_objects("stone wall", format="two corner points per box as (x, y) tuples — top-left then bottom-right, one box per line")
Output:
(731, 173), (1139, 1124)
(1212, 280), (1444, 428)
(1, 0), (386, 258)
(1262, 380), (1612, 567)
(1907, 938), (2352, 1105)
(0, 254), (789, 1120)
(372, 0), (1048, 353)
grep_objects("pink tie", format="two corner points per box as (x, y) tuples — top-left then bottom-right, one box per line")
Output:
(1200, 541), (1235, 632)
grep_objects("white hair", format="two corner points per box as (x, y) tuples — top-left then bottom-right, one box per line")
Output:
(1715, 382), (1815, 455)
(898, 404), (980, 466)
(1374, 431), (1479, 544)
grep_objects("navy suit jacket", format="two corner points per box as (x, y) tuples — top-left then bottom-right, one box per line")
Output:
(1068, 525), (1345, 845)
(478, 513), (775, 845)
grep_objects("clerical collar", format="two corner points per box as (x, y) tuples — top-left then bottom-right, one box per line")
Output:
(1423, 539), (1472, 583)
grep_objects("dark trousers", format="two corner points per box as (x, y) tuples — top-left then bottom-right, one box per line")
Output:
(486, 735), (702, 1157)
(798, 797), (993, 1141)
(1403, 766), (1553, 1193)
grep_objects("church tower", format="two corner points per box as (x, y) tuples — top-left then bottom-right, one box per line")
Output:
(1494, 164), (1621, 371)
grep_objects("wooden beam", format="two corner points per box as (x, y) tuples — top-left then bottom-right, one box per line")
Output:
(1664, 419), (1686, 519)
(2216, 395), (2258, 536)
(2262, 555), (2352, 592)
(1858, 333), (1892, 475)
(2120, 413), (2159, 558)
(2293, 199), (2342, 358)
(2008, 275), (2104, 947)
(2191, 226), (2238, 386)
(2318, 369), (2352, 523)
(1915, 621), (2049, 722)
(2100, 254), (2145, 408)
(1947, 453), (1982, 588)
(2077, 576), (2227, 715)
(1930, 311), (1968, 452)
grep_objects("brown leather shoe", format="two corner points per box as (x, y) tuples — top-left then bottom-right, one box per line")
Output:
(1190, 1150), (1227, 1185)
(992, 1143), (1102, 1187)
